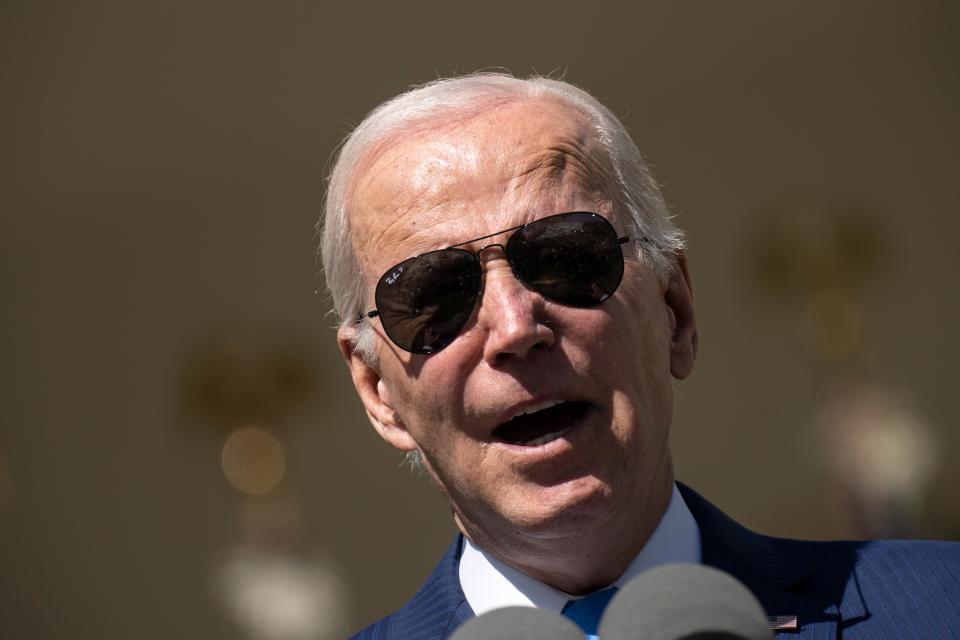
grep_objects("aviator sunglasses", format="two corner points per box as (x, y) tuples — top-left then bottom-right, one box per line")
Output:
(359, 211), (630, 355)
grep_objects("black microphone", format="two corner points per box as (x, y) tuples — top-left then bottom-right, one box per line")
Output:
(449, 606), (585, 640)
(599, 563), (773, 640)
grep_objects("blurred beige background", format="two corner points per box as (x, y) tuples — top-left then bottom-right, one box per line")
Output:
(2, 1), (958, 638)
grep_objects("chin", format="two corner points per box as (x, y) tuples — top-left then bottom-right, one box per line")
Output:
(504, 475), (615, 539)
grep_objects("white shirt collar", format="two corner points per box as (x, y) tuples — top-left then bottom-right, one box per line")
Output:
(459, 483), (701, 616)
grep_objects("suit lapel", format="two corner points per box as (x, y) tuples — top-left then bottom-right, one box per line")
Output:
(385, 535), (473, 640)
(678, 483), (841, 639)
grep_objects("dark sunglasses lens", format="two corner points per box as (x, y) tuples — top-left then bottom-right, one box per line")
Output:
(507, 212), (624, 306)
(374, 249), (482, 354)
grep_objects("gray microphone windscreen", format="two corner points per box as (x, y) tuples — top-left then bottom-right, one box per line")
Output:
(599, 563), (773, 640)
(449, 606), (585, 640)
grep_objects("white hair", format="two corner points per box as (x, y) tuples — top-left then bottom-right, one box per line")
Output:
(319, 72), (684, 358)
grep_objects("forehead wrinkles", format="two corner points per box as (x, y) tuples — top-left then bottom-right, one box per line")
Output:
(350, 139), (485, 277)
(477, 100), (615, 208)
(503, 135), (615, 216)
(349, 101), (616, 275)
(347, 110), (489, 250)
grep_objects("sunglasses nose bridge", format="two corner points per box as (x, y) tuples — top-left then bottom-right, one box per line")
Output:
(473, 246), (555, 363)
(476, 242), (527, 293)
(476, 242), (507, 261)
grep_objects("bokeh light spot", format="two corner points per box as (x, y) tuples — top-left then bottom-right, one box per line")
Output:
(221, 426), (286, 496)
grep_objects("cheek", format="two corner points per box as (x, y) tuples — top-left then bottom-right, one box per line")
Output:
(376, 358), (429, 427)
(615, 270), (672, 357)
(598, 278), (676, 423)
(379, 360), (465, 455)
(380, 333), (483, 431)
(390, 386), (443, 444)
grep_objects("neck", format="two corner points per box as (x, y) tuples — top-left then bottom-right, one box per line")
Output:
(457, 472), (674, 596)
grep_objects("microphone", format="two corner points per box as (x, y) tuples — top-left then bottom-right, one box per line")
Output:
(599, 563), (773, 640)
(449, 606), (585, 640)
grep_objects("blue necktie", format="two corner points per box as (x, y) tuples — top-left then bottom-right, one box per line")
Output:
(561, 586), (618, 639)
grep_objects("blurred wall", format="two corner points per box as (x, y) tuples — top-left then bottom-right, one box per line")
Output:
(2, 1), (957, 638)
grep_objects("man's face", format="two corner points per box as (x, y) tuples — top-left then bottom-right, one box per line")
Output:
(341, 99), (696, 563)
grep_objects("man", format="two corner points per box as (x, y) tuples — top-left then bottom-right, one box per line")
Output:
(320, 73), (958, 639)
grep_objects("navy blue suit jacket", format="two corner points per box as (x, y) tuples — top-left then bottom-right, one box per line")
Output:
(351, 484), (960, 639)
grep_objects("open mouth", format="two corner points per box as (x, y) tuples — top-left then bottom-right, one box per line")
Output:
(492, 400), (590, 446)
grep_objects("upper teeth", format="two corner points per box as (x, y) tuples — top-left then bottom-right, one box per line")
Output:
(510, 400), (563, 420)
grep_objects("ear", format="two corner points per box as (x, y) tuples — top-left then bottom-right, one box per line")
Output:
(337, 327), (419, 452)
(664, 251), (698, 379)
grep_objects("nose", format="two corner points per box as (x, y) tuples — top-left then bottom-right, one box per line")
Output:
(476, 250), (555, 364)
